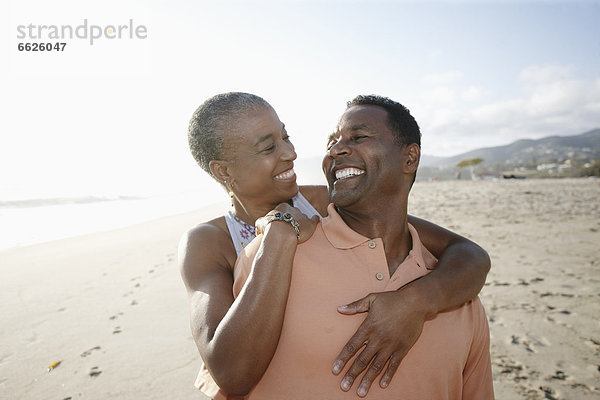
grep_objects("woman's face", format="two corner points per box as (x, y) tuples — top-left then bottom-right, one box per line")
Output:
(223, 106), (298, 206)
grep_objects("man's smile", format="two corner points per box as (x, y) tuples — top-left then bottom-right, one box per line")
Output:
(334, 167), (365, 182)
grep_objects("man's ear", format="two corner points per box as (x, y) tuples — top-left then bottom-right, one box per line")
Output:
(403, 143), (420, 174)
(209, 159), (232, 185)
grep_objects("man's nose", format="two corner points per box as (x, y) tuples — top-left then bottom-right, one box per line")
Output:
(327, 139), (350, 158)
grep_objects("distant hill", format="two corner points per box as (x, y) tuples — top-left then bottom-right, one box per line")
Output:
(422, 128), (600, 168)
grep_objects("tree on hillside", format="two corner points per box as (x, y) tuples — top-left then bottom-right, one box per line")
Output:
(456, 158), (484, 180)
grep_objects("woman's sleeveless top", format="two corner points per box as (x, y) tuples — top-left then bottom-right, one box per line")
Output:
(224, 192), (321, 255)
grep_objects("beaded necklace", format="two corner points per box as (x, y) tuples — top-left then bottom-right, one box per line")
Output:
(232, 214), (256, 241)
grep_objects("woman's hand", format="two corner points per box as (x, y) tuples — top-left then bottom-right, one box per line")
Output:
(332, 285), (430, 397)
(256, 203), (320, 244)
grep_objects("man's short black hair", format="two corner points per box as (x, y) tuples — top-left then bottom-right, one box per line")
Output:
(346, 95), (421, 147)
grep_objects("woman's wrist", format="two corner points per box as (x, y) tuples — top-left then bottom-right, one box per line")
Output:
(266, 212), (300, 238)
(402, 277), (442, 320)
(263, 219), (300, 243)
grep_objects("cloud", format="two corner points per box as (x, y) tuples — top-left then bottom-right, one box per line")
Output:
(419, 65), (600, 156)
(519, 65), (572, 84)
(462, 85), (489, 102)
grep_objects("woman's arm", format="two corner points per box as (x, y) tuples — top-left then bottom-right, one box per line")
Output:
(407, 214), (490, 313)
(302, 184), (490, 311)
(179, 208), (318, 396)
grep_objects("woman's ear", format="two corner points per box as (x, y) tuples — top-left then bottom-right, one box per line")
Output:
(403, 143), (421, 174)
(209, 160), (232, 185)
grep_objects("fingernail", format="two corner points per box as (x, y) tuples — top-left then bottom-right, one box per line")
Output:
(381, 379), (388, 388)
(333, 360), (343, 374)
(341, 378), (351, 391)
(358, 384), (367, 397)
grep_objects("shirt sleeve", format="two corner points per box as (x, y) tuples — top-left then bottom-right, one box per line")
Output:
(462, 298), (495, 400)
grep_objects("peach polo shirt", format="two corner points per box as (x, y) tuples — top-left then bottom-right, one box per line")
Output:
(196, 204), (493, 399)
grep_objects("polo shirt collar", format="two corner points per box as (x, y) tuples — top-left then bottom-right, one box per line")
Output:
(322, 203), (429, 269)
(322, 204), (370, 249)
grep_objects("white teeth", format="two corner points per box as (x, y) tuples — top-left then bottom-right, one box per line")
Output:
(335, 168), (365, 181)
(275, 168), (295, 179)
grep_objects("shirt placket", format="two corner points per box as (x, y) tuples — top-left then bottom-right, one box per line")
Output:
(354, 238), (389, 291)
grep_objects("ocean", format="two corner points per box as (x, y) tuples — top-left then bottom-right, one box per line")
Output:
(0, 190), (224, 251)
(0, 158), (326, 251)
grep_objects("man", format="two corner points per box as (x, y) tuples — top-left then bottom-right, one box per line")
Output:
(232, 95), (494, 399)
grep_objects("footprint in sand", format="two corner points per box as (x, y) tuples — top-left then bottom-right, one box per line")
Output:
(80, 346), (101, 358)
(539, 386), (559, 400)
(549, 370), (568, 381)
(89, 366), (102, 377)
(109, 312), (124, 321)
(510, 335), (546, 353)
(112, 326), (122, 334)
(520, 303), (537, 312)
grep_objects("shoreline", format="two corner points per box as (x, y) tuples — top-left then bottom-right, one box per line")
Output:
(0, 200), (229, 253)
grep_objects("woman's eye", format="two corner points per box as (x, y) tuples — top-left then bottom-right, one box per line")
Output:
(263, 144), (275, 152)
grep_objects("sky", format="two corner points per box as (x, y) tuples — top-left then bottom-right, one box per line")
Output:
(1, 0), (599, 199)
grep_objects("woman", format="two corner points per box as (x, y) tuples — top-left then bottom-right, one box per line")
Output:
(179, 93), (490, 399)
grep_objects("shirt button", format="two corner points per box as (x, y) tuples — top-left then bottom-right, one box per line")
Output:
(375, 272), (384, 280)
(368, 241), (376, 249)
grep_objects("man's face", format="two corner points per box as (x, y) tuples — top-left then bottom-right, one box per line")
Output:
(322, 105), (411, 209)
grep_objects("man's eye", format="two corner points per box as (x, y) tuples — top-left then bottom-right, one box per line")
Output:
(353, 135), (367, 141)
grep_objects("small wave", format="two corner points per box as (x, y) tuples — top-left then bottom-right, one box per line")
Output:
(0, 195), (144, 208)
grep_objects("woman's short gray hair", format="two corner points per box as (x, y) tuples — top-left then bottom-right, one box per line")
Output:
(188, 92), (271, 178)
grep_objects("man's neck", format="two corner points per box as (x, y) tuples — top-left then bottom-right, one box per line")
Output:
(336, 197), (412, 276)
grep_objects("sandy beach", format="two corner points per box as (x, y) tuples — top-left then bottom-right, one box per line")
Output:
(1, 178), (598, 399)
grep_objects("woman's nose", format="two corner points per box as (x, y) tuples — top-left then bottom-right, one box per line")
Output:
(281, 140), (297, 161)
